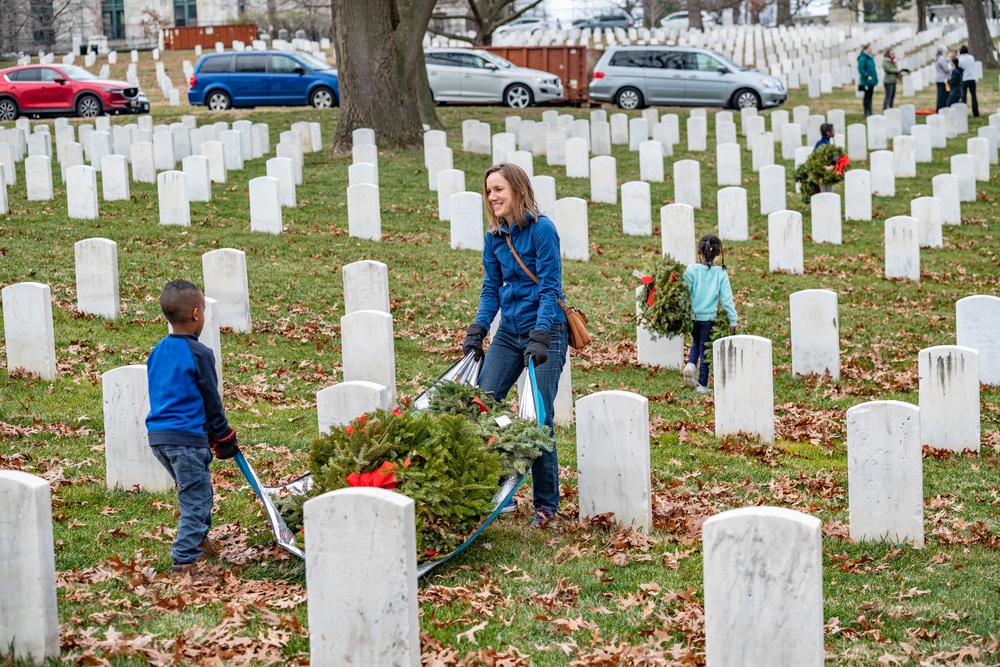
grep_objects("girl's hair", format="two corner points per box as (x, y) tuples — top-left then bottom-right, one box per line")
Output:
(698, 234), (725, 268)
(819, 123), (834, 137)
(483, 163), (540, 234)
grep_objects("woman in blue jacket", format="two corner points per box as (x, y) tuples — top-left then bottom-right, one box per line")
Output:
(463, 163), (567, 528)
(857, 44), (878, 117)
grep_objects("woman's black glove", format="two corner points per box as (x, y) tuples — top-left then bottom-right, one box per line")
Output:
(463, 324), (488, 361)
(524, 330), (551, 367)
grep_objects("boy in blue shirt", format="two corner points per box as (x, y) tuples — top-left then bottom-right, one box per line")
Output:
(682, 235), (738, 394)
(146, 279), (238, 573)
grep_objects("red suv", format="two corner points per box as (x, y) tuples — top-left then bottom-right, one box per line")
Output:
(0, 64), (149, 121)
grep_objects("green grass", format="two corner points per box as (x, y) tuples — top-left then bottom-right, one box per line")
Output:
(1, 47), (1000, 665)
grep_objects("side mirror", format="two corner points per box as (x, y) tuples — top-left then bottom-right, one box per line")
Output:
(716, 67), (728, 74)
(484, 63), (498, 71)
(294, 66), (306, 75)
(53, 77), (66, 84)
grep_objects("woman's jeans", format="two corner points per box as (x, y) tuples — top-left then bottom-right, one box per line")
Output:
(151, 445), (214, 564)
(882, 83), (896, 109)
(862, 86), (875, 116)
(687, 320), (714, 387)
(936, 82), (948, 110)
(477, 323), (567, 513)
(962, 81), (979, 117)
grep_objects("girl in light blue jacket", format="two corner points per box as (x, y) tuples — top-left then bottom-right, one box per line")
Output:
(682, 235), (738, 393)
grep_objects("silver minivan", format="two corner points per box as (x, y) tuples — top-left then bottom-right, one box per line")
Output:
(424, 48), (563, 108)
(588, 46), (786, 110)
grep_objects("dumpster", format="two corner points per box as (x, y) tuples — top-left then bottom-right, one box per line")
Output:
(162, 24), (259, 51)
(482, 45), (598, 106)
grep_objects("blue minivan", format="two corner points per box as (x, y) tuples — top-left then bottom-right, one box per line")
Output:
(188, 51), (339, 110)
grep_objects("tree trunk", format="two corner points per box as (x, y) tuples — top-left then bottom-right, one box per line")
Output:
(963, 0), (998, 69)
(331, 0), (439, 153)
(917, 0), (925, 32)
(688, 0), (703, 29)
(642, 0), (660, 27)
(417, 56), (443, 130)
(776, 0), (792, 25)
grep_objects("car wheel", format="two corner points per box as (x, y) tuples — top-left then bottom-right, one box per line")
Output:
(504, 84), (533, 109)
(76, 94), (102, 118)
(310, 87), (335, 109)
(0, 98), (18, 122)
(615, 87), (643, 110)
(732, 88), (761, 110)
(207, 90), (231, 111)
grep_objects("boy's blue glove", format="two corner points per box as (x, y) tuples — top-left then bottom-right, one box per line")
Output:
(211, 428), (239, 460)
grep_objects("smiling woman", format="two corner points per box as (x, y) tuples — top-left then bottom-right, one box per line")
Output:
(462, 163), (569, 529)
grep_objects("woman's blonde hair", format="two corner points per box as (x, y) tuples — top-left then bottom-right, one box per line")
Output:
(483, 163), (540, 234)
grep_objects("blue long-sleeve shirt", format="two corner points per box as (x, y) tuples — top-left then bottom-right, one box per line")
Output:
(474, 214), (567, 334)
(146, 333), (229, 447)
(684, 263), (738, 325)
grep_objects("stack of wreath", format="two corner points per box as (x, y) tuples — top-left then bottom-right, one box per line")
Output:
(274, 382), (550, 558)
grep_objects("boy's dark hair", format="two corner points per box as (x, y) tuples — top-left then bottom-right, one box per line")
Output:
(952, 56), (960, 67)
(160, 280), (203, 325)
(820, 123), (834, 137)
(698, 234), (725, 268)
(959, 45), (968, 54)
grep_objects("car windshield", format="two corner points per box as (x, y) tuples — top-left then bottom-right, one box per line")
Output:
(479, 52), (515, 69)
(59, 65), (98, 80)
(710, 51), (746, 71)
(294, 52), (332, 71)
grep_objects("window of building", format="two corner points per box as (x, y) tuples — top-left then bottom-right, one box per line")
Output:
(174, 0), (197, 27)
(102, 0), (125, 39)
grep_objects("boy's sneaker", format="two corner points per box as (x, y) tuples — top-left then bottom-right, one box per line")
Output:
(682, 363), (698, 388)
(529, 509), (554, 528)
(171, 561), (200, 575)
(198, 537), (219, 559)
(696, 385), (711, 394)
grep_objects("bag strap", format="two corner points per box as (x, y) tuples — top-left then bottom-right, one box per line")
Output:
(504, 234), (568, 309)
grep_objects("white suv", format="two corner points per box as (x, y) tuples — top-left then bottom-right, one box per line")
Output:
(424, 48), (563, 108)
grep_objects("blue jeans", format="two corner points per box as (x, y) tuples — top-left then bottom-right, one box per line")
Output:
(688, 320), (714, 387)
(151, 445), (214, 564)
(477, 323), (567, 513)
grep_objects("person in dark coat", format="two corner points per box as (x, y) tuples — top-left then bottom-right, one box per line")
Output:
(945, 56), (964, 107)
(857, 44), (878, 117)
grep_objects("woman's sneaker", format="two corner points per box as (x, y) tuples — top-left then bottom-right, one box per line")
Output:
(529, 509), (554, 528)
(682, 363), (697, 388)
(696, 385), (711, 394)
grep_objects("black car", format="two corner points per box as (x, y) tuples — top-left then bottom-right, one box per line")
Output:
(572, 13), (634, 30)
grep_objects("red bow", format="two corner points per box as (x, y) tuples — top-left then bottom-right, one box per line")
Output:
(646, 287), (656, 306)
(471, 397), (489, 414)
(346, 461), (398, 490)
(834, 155), (850, 176)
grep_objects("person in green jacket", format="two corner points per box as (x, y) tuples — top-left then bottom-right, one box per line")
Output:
(858, 44), (878, 117)
(882, 48), (899, 110)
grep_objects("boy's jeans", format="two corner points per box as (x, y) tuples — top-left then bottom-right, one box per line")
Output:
(151, 445), (214, 564)
(477, 323), (568, 513)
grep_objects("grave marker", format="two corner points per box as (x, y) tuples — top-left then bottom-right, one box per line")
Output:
(703, 507), (823, 667)
(576, 391), (652, 531)
(790, 289), (839, 380)
(202, 248), (252, 332)
(919, 346), (979, 452)
(317, 381), (391, 434)
(341, 310), (396, 405)
(847, 401), (923, 546)
(956, 295), (1000, 385)
(342, 260), (390, 314)
(0, 471), (60, 663)
(102, 365), (174, 491)
(714, 335), (774, 443)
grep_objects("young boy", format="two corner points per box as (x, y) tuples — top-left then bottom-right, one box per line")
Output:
(146, 279), (239, 573)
